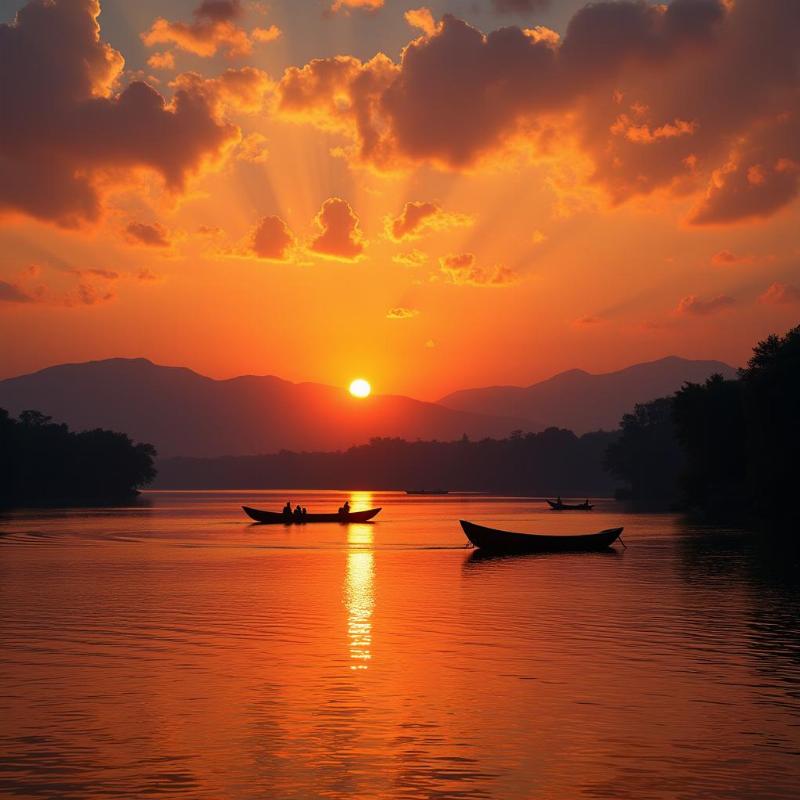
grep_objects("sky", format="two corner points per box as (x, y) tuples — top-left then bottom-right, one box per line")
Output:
(0, 0), (798, 400)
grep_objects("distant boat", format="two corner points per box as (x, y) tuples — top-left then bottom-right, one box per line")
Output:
(243, 506), (382, 524)
(460, 520), (623, 553)
(547, 499), (593, 511)
(406, 489), (449, 495)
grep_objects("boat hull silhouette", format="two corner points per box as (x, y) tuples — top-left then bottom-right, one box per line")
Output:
(547, 499), (594, 511)
(461, 520), (623, 552)
(243, 506), (382, 524)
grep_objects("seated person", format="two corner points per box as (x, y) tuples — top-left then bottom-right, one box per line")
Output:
(293, 504), (303, 522)
(283, 501), (292, 518)
(340, 500), (351, 516)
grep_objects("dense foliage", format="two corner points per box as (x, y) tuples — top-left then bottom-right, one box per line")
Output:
(607, 324), (800, 519)
(158, 428), (619, 494)
(604, 397), (683, 504)
(0, 409), (157, 507)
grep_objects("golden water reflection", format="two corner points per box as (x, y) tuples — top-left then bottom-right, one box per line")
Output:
(345, 491), (375, 670)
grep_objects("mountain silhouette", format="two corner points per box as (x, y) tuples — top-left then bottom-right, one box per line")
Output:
(0, 358), (537, 457)
(438, 356), (737, 433)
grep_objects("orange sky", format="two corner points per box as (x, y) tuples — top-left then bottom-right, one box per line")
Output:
(0, 0), (798, 399)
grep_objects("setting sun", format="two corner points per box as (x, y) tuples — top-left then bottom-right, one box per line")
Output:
(349, 379), (371, 398)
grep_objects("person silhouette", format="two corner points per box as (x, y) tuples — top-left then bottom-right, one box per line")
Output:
(293, 504), (303, 522)
(283, 501), (292, 519)
(301, 507), (308, 522)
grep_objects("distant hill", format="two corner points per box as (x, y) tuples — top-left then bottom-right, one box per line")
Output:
(438, 356), (737, 434)
(0, 358), (536, 457)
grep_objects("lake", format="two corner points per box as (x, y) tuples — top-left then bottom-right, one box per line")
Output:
(1, 491), (799, 799)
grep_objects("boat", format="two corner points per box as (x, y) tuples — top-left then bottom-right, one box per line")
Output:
(547, 499), (593, 511)
(460, 520), (623, 553)
(406, 489), (449, 495)
(243, 506), (382, 524)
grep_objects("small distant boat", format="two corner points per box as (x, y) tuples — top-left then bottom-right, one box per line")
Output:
(460, 520), (623, 553)
(547, 499), (593, 511)
(406, 489), (449, 495)
(243, 506), (382, 524)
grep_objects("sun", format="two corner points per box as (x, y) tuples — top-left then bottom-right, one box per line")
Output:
(349, 378), (371, 398)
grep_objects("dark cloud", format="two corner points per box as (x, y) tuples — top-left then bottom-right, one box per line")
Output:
(439, 253), (517, 286)
(251, 215), (295, 261)
(196, 1), (241, 23)
(125, 222), (171, 247)
(142, 0), (280, 58)
(0, 0), (244, 228)
(310, 198), (366, 261)
(277, 1), (800, 222)
(0, 280), (34, 303)
(386, 201), (471, 241)
(759, 282), (800, 305)
(675, 294), (734, 316)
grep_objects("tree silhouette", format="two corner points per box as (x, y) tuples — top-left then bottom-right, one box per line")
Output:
(1, 408), (156, 508)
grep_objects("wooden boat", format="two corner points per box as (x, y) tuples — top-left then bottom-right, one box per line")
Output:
(406, 489), (449, 495)
(547, 499), (593, 511)
(460, 520), (623, 553)
(243, 506), (382, 524)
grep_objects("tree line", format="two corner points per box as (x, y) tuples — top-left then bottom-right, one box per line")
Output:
(0, 409), (156, 508)
(157, 427), (619, 495)
(606, 324), (799, 519)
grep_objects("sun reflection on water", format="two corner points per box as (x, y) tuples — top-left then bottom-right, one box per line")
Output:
(345, 492), (375, 670)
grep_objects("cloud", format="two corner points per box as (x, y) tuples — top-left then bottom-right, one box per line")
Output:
(147, 51), (175, 70)
(237, 132), (269, 163)
(1, 262), (160, 306)
(169, 67), (273, 115)
(125, 221), (171, 248)
(331, 0), (384, 12)
(251, 215), (295, 261)
(674, 294), (735, 316)
(710, 249), (750, 267)
(0, 0), (246, 228)
(393, 249), (428, 267)
(759, 282), (800, 305)
(0, 280), (35, 303)
(310, 198), (366, 261)
(439, 253), (518, 286)
(136, 268), (161, 282)
(385, 201), (472, 241)
(386, 307), (419, 319)
(573, 315), (605, 326)
(142, 0), (280, 59)
(75, 268), (119, 280)
(405, 8), (438, 37)
(276, 2), (800, 222)
(198, 224), (224, 236)
(688, 116), (800, 225)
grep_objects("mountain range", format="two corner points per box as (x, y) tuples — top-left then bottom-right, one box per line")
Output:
(0, 359), (533, 457)
(438, 356), (736, 434)
(0, 355), (735, 457)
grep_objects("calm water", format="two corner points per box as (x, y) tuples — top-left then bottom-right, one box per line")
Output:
(1, 491), (799, 799)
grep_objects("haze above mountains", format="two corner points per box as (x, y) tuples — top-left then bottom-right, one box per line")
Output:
(0, 356), (735, 458)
